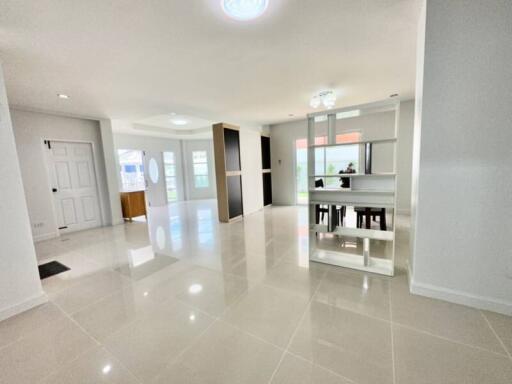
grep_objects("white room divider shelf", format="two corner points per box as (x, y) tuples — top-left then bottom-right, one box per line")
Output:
(308, 99), (400, 276)
(312, 225), (395, 241)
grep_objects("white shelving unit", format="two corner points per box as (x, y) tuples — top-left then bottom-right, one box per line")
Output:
(308, 99), (400, 276)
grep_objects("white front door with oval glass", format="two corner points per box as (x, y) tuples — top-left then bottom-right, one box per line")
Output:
(143, 151), (167, 207)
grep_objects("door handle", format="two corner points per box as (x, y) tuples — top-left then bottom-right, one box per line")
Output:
(52, 188), (58, 193)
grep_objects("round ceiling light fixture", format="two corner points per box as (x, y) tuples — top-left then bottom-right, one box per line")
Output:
(310, 90), (337, 109)
(171, 119), (188, 126)
(222, 0), (269, 20)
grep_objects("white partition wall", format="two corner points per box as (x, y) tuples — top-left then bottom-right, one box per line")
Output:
(308, 99), (400, 276)
(0, 64), (46, 321)
(411, 0), (512, 314)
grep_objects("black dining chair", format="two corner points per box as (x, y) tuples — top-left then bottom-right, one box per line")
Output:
(314, 179), (329, 223)
(355, 207), (387, 230)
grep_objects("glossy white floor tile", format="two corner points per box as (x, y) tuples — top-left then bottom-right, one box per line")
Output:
(393, 324), (512, 384)
(221, 284), (310, 348)
(314, 267), (391, 320)
(1, 200), (511, 384)
(103, 299), (214, 382)
(271, 353), (351, 384)
(289, 301), (394, 384)
(156, 321), (283, 384)
(483, 310), (512, 357)
(0, 317), (97, 384)
(390, 274), (506, 354)
(40, 347), (139, 384)
(0, 302), (65, 348)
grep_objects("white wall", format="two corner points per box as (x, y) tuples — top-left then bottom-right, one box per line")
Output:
(269, 100), (415, 212)
(411, 0), (512, 315)
(0, 64), (46, 321)
(11, 109), (111, 242)
(269, 118), (306, 205)
(182, 139), (216, 200)
(239, 128), (264, 215)
(396, 100), (415, 214)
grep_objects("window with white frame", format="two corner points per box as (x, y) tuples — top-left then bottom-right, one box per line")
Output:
(163, 152), (178, 202)
(192, 150), (209, 188)
(118, 149), (145, 191)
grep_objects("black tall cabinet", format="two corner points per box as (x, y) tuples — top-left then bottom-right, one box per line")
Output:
(261, 135), (272, 206)
(213, 123), (244, 222)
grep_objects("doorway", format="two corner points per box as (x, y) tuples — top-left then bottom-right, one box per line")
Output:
(45, 140), (102, 233)
(295, 138), (308, 205)
(143, 151), (168, 207)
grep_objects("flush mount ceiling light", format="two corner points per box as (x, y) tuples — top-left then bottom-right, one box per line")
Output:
(171, 119), (188, 126)
(310, 90), (336, 109)
(222, 0), (269, 20)
(57, 93), (70, 99)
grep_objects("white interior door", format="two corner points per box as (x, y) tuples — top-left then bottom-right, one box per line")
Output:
(47, 141), (101, 233)
(143, 151), (167, 207)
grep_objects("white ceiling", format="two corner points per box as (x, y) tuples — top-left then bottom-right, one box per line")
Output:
(127, 113), (214, 139)
(0, 0), (422, 127)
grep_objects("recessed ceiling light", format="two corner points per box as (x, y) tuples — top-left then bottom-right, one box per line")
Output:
(172, 119), (188, 126)
(222, 0), (269, 20)
(57, 94), (70, 99)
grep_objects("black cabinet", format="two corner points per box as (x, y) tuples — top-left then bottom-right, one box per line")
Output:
(227, 175), (243, 219)
(261, 135), (272, 206)
(261, 136), (271, 170)
(263, 172), (272, 206)
(213, 123), (244, 222)
(224, 129), (241, 172)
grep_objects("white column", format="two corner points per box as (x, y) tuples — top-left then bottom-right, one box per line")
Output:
(99, 119), (123, 225)
(411, 0), (512, 315)
(327, 113), (336, 145)
(0, 63), (46, 321)
(307, 117), (315, 190)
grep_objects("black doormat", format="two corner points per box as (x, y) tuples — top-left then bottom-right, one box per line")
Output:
(38, 261), (70, 280)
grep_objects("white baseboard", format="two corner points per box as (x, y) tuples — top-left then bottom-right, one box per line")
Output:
(242, 206), (264, 217)
(111, 218), (125, 226)
(0, 292), (48, 322)
(410, 278), (512, 316)
(33, 231), (59, 243)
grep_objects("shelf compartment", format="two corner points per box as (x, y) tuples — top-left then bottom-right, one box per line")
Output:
(311, 225), (394, 241)
(309, 188), (394, 193)
(309, 138), (396, 148)
(310, 250), (394, 276)
(309, 173), (396, 178)
(310, 200), (395, 210)
(309, 190), (395, 207)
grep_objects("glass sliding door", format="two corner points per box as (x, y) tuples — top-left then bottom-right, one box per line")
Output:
(192, 150), (209, 188)
(118, 149), (145, 191)
(295, 139), (308, 205)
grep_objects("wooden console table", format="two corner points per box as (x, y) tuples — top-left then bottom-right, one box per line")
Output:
(120, 190), (146, 221)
